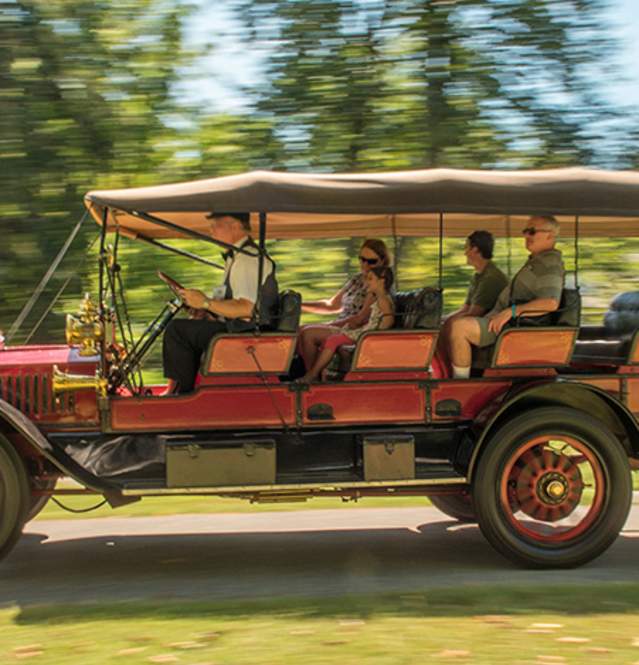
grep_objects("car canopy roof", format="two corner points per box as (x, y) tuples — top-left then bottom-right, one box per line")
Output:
(85, 167), (639, 239)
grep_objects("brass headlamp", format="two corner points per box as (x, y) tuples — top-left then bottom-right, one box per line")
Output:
(65, 293), (104, 357)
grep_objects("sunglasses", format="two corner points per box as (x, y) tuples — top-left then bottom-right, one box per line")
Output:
(359, 256), (380, 265)
(522, 227), (551, 236)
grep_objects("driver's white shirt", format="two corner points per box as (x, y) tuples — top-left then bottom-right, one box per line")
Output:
(213, 236), (273, 304)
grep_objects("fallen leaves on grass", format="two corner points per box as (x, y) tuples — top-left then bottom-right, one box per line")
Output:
(474, 615), (512, 626)
(117, 647), (148, 656)
(147, 655), (179, 663)
(435, 649), (471, 658)
(193, 632), (220, 643)
(338, 619), (365, 628)
(556, 636), (591, 644)
(168, 642), (205, 650)
(13, 645), (44, 660)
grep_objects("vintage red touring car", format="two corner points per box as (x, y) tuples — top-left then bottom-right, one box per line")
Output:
(1, 167), (639, 568)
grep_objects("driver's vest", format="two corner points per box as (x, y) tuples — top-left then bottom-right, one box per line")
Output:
(223, 237), (279, 332)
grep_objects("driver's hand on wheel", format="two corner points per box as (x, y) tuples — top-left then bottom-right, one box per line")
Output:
(178, 288), (208, 310)
(188, 308), (216, 321)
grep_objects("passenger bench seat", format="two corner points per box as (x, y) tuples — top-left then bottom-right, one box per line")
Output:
(471, 288), (581, 371)
(333, 287), (442, 375)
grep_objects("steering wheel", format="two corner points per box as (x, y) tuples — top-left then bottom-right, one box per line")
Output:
(108, 274), (184, 393)
(157, 270), (185, 302)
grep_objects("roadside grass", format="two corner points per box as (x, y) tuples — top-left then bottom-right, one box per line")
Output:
(2, 584), (639, 664)
(36, 471), (639, 521)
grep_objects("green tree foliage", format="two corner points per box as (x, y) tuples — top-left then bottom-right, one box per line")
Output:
(0, 0), (200, 335)
(1, 0), (637, 362)
(233, 0), (623, 170)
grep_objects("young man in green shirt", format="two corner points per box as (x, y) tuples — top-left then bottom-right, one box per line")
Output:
(437, 230), (508, 369)
(449, 215), (565, 379)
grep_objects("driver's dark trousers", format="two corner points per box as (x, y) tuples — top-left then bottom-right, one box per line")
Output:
(163, 318), (253, 393)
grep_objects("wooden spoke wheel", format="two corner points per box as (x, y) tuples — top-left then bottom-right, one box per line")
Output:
(0, 434), (29, 561)
(428, 492), (476, 522)
(474, 407), (632, 568)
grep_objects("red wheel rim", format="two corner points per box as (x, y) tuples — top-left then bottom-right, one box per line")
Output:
(499, 435), (606, 544)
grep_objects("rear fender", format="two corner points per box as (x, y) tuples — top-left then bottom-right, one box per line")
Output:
(0, 398), (116, 492)
(467, 381), (639, 481)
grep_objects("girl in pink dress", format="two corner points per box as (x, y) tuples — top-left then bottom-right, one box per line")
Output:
(298, 238), (391, 372)
(300, 265), (395, 383)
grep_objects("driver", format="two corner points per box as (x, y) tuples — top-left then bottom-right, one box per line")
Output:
(162, 212), (278, 394)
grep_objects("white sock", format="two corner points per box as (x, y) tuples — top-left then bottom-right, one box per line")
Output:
(452, 364), (470, 379)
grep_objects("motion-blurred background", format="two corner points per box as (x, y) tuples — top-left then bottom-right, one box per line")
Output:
(2, 0), (638, 367)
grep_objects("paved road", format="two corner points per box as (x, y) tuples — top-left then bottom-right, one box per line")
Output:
(1, 506), (638, 607)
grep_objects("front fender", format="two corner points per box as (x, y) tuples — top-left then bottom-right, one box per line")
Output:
(467, 380), (639, 481)
(0, 398), (117, 492)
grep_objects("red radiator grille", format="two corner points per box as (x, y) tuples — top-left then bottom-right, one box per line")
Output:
(0, 373), (73, 417)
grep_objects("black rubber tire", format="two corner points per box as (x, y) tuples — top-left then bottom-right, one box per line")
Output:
(429, 493), (477, 522)
(24, 476), (57, 523)
(0, 434), (30, 561)
(474, 406), (632, 569)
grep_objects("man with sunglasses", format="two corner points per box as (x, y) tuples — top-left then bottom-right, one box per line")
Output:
(449, 215), (564, 379)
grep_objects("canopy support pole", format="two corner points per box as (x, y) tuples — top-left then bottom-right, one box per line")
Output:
(23, 232), (101, 345)
(574, 215), (580, 289)
(134, 233), (224, 270)
(506, 215), (512, 278)
(7, 210), (88, 343)
(255, 212), (267, 329)
(98, 207), (108, 378)
(438, 212), (443, 292)
(391, 214), (399, 290)
(125, 209), (258, 258)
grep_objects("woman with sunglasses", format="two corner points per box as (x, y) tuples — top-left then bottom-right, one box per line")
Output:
(298, 238), (390, 374)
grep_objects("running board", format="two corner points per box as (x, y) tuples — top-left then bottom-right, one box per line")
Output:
(121, 476), (468, 496)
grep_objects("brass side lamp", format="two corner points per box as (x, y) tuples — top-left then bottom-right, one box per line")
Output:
(65, 293), (104, 357)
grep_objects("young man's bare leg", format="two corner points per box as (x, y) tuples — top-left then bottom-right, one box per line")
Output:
(435, 316), (455, 370)
(449, 317), (482, 378)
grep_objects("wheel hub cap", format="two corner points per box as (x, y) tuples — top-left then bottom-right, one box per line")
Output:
(509, 448), (584, 522)
(539, 473), (569, 503)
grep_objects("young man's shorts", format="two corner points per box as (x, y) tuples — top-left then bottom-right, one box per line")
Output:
(476, 316), (498, 347)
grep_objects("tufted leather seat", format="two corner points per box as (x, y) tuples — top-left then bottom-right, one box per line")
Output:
(331, 287), (442, 375)
(274, 289), (302, 332)
(393, 287), (442, 329)
(573, 291), (639, 365)
(472, 288), (581, 370)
